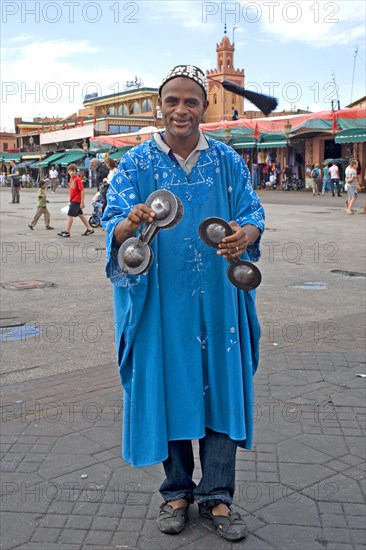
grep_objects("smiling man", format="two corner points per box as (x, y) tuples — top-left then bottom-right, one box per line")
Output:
(102, 65), (265, 542)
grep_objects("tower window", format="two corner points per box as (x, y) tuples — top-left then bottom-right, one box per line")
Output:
(118, 104), (128, 116)
(129, 101), (140, 115)
(142, 99), (152, 113)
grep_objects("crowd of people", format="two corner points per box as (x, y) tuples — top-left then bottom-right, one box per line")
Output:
(5, 154), (120, 235)
(6, 155), (365, 219)
(310, 159), (365, 214)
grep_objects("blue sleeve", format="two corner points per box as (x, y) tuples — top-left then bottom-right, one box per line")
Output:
(225, 147), (265, 262)
(101, 153), (141, 284)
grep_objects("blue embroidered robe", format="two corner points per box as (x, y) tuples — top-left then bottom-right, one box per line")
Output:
(102, 137), (265, 467)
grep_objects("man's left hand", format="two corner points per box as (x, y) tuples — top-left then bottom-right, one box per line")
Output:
(217, 222), (259, 259)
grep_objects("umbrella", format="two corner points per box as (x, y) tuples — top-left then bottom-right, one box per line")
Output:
(324, 158), (348, 164)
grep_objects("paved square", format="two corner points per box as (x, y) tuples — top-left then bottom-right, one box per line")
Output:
(1, 188), (365, 549)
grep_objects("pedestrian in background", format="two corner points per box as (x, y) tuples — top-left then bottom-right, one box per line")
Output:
(57, 164), (94, 237)
(90, 158), (109, 189)
(9, 160), (20, 204)
(103, 156), (118, 184)
(321, 162), (332, 195)
(345, 159), (358, 215)
(329, 161), (341, 197)
(49, 165), (59, 193)
(28, 181), (54, 230)
(1, 163), (7, 186)
(310, 163), (321, 196)
(84, 154), (91, 188)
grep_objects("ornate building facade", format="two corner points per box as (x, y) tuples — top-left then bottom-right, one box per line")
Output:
(206, 34), (245, 123)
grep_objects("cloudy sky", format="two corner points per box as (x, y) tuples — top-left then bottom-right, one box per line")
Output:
(1, 0), (365, 131)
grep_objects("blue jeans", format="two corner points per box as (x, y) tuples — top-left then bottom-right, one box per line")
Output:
(159, 428), (237, 508)
(332, 178), (341, 196)
(322, 178), (331, 193)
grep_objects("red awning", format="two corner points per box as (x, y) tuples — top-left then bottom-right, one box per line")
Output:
(200, 107), (366, 134)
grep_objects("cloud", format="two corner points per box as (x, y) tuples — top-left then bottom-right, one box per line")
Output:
(235, 41), (247, 48)
(8, 34), (34, 43)
(1, 39), (140, 130)
(146, 0), (214, 30)
(253, 0), (366, 48)
(183, 19), (216, 30)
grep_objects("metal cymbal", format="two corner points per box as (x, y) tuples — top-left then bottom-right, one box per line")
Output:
(117, 189), (184, 276)
(145, 189), (180, 228)
(199, 217), (232, 248)
(163, 195), (184, 229)
(227, 261), (262, 291)
(199, 216), (262, 290)
(117, 238), (152, 275)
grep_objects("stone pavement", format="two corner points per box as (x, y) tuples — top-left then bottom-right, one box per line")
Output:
(1, 187), (365, 549)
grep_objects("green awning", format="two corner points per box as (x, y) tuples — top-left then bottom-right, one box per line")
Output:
(108, 146), (133, 160)
(37, 152), (67, 167)
(0, 152), (22, 162)
(335, 128), (366, 144)
(234, 137), (287, 150)
(233, 141), (256, 149)
(58, 150), (86, 167)
(257, 140), (287, 149)
(88, 146), (111, 153)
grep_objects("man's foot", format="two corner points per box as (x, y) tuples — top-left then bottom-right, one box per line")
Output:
(46, 226), (54, 230)
(28, 224), (34, 230)
(57, 230), (71, 237)
(346, 209), (354, 215)
(82, 229), (94, 236)
(199, 503), (248, 541)
(9, 201), (15, 204)
(157, 501), (189, 534)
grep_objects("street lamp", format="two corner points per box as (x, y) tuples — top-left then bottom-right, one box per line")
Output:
(284, 120), (292, 141)
(284, 120), (292, 169)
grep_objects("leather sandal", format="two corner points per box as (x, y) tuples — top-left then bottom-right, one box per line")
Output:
(199, 504), (248, 541)
(157, 502), (189, 534)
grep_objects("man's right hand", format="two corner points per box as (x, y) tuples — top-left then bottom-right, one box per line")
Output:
(114, 204), (155, 245)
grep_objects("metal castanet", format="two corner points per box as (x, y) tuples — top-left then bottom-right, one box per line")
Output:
(117, 190), (183, 275)
(199, 217), (262, 291)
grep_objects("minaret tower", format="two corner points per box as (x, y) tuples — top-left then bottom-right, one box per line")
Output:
(206, 25), (245, 122)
